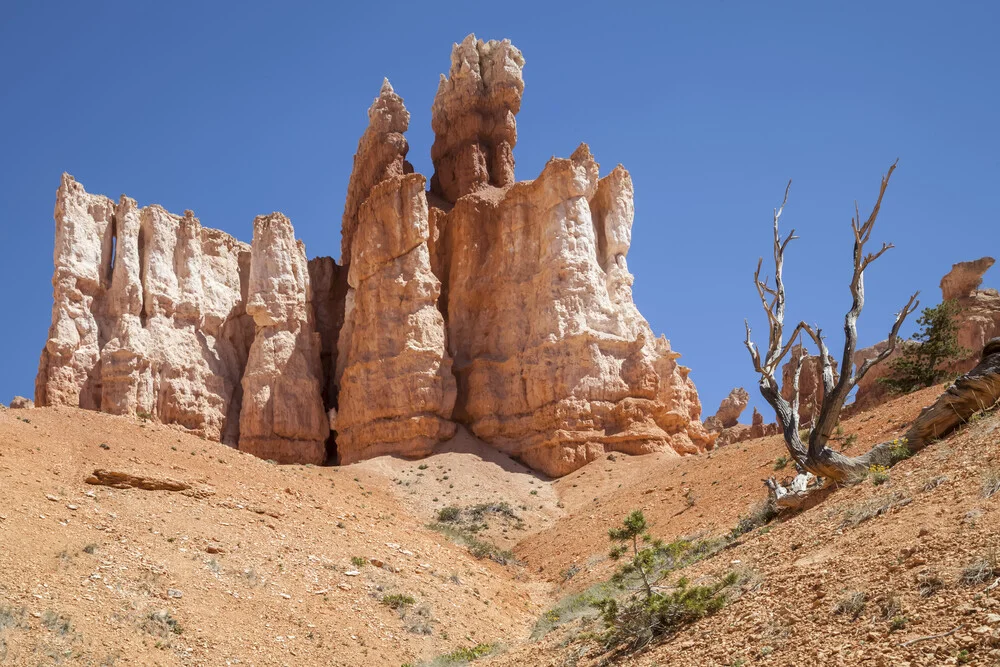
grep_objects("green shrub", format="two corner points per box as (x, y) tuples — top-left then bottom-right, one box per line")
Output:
(594, 573), (738, 651)
(729, 500), (778, 539)
(436, 506), (461, 522)
(880, 300), (967, 394)
(381, 593), (415, 610)
(590, 510), (743, 652)
(888, 437), (912, 464)
(869, 465), (890, 486)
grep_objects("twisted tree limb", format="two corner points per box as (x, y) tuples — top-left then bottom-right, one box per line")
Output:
(745, 162), (921, 481)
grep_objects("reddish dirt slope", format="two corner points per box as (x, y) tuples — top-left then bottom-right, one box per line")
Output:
(488, 384), (1000, 666)
(2, 382), (998, 666)
(0, 406), (538, 666)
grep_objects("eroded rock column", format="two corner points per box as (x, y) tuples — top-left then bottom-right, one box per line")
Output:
(239, 213), (329, 464)
(439, 144), (713, 476)
(430, 34), (525, 203)
(334, 174), (457, 463)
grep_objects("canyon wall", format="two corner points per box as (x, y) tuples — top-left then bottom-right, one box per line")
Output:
(35, 35), (714, 476)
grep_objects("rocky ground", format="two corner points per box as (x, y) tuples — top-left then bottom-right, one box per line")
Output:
(2, 383), (999, 666)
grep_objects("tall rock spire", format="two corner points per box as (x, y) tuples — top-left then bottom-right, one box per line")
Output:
(340, 78), (412, 266)
(430, 34), (525, 203)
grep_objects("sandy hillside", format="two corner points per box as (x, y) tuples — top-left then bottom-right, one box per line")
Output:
(2, 383), (999, 666)
(0, 407), (540, 666)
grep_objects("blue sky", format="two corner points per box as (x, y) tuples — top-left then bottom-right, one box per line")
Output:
(1, 1), (997, 421)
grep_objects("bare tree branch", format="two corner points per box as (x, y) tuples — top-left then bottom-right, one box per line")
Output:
(854, 291), (921, 383)
(744, 162), (919, 482)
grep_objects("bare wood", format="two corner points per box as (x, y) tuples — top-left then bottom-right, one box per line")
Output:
(744, 162), (919, 481)
(898, 623), (965, 648)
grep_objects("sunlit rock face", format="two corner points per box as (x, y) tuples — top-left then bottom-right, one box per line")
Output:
(430, 141), (713, 477)
(36, 175), (253, 444)
(35, 35), (714, 476)
(238, 213), (329, 464)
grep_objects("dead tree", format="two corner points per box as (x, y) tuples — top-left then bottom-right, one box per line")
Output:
(744, 162), (920, 481)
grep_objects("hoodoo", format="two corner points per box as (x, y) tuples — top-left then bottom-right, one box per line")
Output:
(34, 35), (713, 476)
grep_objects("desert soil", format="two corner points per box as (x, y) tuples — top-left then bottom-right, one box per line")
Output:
(2, 383), (999, 666)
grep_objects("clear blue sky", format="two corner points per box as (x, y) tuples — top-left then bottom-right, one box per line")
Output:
(1, 1), (998, 421)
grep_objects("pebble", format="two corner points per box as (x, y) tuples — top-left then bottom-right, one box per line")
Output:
(66, 504), (78, 511)
(279, 593), (291, 599)
(168, 589), (183, 598)
(345, 570), (360, 576)
(45, 494), (59, 502)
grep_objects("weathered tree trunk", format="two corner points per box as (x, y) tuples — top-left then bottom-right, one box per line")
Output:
(744, 163), (921, 482)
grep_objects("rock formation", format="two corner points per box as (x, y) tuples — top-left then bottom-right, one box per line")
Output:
(941, 257), (995, 302)
(9, 396), (34, 409)
(704, 387), (750, 431)
(430, 35), (524, 203)
(341, 78), (412, 266)
(432, 140), (712, 476)
(713, 406), (780, 446)
(782, 257), (1000, 418)
(239, 213), (329, 464)
(36, 175), (253, 443)
(945, 257), (1000, 356)
(778, 345), (838, 424)
(332, 83), (458, 464)
(35, 35), (714, 477)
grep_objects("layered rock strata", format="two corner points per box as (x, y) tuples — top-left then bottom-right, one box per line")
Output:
(430, 35), (524, 203)
(432, 142), (712, 476)
(333, 174), (457, 463)
(239, 213), (329, 464)
(36, 175), (253, 443)
(36, 36), (714, 476)
(332, 82), (458, 463)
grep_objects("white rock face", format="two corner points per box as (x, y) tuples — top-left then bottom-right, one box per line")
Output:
(434, 144), (714, 476)
(35, 37), (715, 477)
(36, 175), (253, 442)
(239, 213), (330, 464)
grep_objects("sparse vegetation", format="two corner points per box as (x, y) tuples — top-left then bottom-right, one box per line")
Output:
(350, 556), (367, 568)
(868, 464), (890, 486)
(832, 591), (866, 620)
(981, 469), (1000, 499)
(880, 300), (967, 394)
(887, 437), (912, 463)
(428, 501), (521, 565)
(922, 475), (948, 492)
(429, 522), (516, 565)
(917, 570), (945, 597)
(773, 456), (789, 471)
(436, 506), (461, 522)
(143, 610), (182, 637)
(729, 500), (778, 539)
(960, 554), (998, 585)
(382, 593), (416, 610)
(425, 643), (499, 665)
(41, 610), (71, 635)
(588, 510), (747, 652)
(840, 492), (908, 528)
